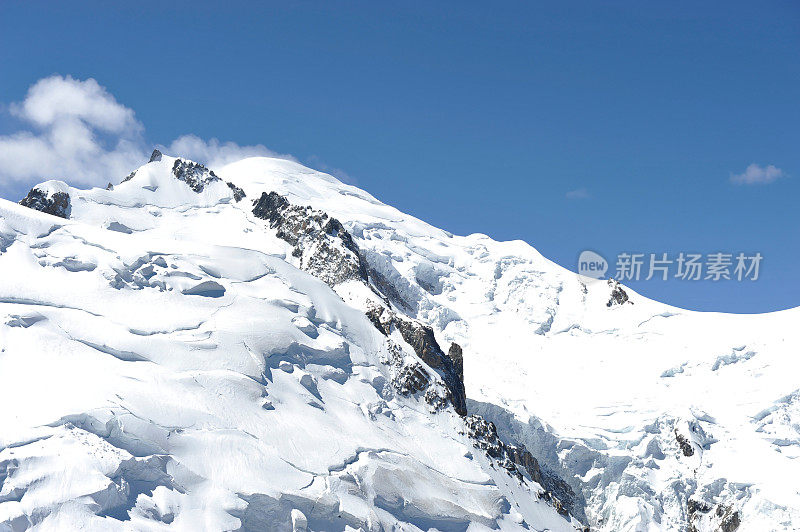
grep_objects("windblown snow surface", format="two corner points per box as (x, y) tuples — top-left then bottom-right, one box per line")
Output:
(0, 153), (798, 531)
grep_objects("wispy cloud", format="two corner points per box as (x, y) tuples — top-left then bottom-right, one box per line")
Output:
(730, 163), (785, 185)
(0, 75), (295, 190)
(306, 155), (357, 185)
(566, 187), (590, 200)
(166, 135), (296, 170)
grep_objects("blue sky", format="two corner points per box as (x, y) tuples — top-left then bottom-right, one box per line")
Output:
(1, 1), (798, 313)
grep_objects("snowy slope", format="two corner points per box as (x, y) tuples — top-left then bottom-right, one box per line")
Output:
(216, 157), (800, 531)
(1, 152), (798, 531)
(0, 154), (582, 531)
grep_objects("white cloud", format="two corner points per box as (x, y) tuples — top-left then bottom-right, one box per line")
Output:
(730, 163), (785, 185)
(0, 75), (294, 190)
(0, 76), (145, 187)
(10, 76), (141, 134)
(566, 187), (589, 200)
(165, 135), (295, 170)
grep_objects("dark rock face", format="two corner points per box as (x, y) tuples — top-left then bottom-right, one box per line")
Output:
(607, 279), (631, 307)
(465, 399), (585, 522)
(383, 342), (432, 396)
(538, 490), (570, 517)
(171, 159), (222, 193)
(463, 415), (569, 517)
(19, 188), (71, 219)
(226, 182), (246, 202)
(252, 191), (288, 223)
(250, 192), (469, 410)
(252, 192), (369, 286)
(250, 191), (469, 412)
(380, 341), (454, 413)
(394, 319), (467, 416)
(367, 305), (467, 416)
(246, 190), (577, 524)
(717, 505), (740, 532)
(675, 429), (695, 457)
(538, 467), (577, 517)
(465, 415), (514, 464)
(688, 500), (740, 532)
(687, 498), (711, 532)
(506, 444), (545, 486)
(448, 343), (464, 385)
(507, 443), (577, 519)
(687, 498), (712, 516)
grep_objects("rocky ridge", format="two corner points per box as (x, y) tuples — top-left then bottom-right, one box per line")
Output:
(18, 187), (71, 219)
(248, 188), (576, 521)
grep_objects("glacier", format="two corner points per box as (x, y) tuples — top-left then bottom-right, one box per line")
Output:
(0, 151), (797, 531)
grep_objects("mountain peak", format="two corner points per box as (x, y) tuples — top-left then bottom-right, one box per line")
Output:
(4, 151), (799, 531)
(18, 180), (72, 219)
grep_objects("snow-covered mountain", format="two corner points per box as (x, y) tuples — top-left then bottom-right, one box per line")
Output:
(1, 151), (798, 531)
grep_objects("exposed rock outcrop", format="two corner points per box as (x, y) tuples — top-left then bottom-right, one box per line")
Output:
(382, 342), (433, 398)
(251, 191), (468, 416)
(252, 190), (289, 224)
(687, 499), (740, 532)
(19, 188), (71, 219)
(505, 443), (545, 486)
(171, 159), (222, 192)
(675, 429), (695, 457)
(367, 304), (467, 416)
(448, 343), (464, 386)
(464, 414), (519, 473)
(226, 182), (246, 202)
(717, 504), (741, 532)
(377, 339), (454, 414)
(248, 191), (580, 521)
(463, 415), (570, 518)
(465, 399), (588, 523)
(252, 191), (368, 286)
(607, 279), (631, 307)
(687, 498), (712, 516)
(506, 441), (577, 519)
